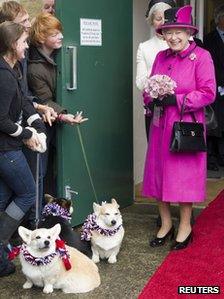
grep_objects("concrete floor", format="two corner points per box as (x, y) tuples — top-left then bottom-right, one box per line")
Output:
(0, 204), (171, 299)
(0, 178), (223, 299)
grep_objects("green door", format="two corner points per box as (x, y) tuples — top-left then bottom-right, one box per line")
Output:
(56, 0), (133, 226)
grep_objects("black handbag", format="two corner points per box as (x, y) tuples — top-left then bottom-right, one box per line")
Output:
(205, 105), (217, 130)
(170, 97), (207, 153)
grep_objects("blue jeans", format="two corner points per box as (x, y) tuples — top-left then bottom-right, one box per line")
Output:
(0, 150), (36, 214)
(23, 147), (44, 223)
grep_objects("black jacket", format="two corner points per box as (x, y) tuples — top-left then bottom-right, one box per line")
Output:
(0, 57), (45, 151)
(204, 29), (224, 86)
(204, 29), (224, 135)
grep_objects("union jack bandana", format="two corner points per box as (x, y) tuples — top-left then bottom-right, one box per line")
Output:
(81, 213), (122, 241)
(42, 202), (72, 221)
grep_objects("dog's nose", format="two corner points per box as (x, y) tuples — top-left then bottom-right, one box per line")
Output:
(44, 240), (50, 246)
(111, 220), (116, 226)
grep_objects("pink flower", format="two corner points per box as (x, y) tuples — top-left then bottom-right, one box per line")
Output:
(145, 75), (177, 99)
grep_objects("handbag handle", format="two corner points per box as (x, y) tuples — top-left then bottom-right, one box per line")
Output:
(180, 95), (197, 123)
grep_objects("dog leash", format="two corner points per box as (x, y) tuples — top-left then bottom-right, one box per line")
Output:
(76, 125), (99, 204)
(35, 152), (40, 228)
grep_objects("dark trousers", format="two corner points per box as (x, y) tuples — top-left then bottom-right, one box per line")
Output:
(22, 148), (44, 224)
(207, 135), (224, 164)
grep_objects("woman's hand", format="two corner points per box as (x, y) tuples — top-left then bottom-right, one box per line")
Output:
(23, 133), (40, 151)
(36, 104), (58, 126)
(59, 111), (88, 125)
(153, 94), (176, 107)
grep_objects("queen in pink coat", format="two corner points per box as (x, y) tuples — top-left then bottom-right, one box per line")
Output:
(142, 5), (216, 250)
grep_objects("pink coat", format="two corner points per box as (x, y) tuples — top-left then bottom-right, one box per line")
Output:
(142, 42), (216, 203)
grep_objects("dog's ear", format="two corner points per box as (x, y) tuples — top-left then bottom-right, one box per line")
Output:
(18, 226), (32, 244)
(45, 194), (55, 203)
(50, 223), (61, 239)
(111, 198), (120, 208)
(93, 202), (101, 216)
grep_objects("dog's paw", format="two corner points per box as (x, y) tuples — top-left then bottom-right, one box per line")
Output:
(92, 255), (100, 263)
(108, 256), (117, 264)
(43, 284), (53, 294)
(23, 281), (33, 289)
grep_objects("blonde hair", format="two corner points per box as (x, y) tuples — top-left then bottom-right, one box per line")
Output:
(29, 12), (62, 47)
(146, 2), (171, 26)
(0, 1), (27, 23)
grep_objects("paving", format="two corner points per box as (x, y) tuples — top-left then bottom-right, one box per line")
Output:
(0, 203), (197, 299)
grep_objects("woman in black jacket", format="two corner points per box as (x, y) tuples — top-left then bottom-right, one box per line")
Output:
(0, 21), (46, 277)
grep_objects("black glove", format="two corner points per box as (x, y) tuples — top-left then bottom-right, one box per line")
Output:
(144, 102), (154, 111)
(153, 94), (176, 107)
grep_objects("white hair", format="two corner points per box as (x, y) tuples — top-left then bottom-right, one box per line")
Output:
(146, 2), (171, 25)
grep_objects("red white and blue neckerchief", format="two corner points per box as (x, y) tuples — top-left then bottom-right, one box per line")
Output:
(8, 239), (71, 270)
(42, 202), (72, 221)
(81, 213), (122, 241)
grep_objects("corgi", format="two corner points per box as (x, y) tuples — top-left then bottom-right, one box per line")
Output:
(18, 224), (100, 294)
(81, 199), (124, 264)
(39, 194), (92, 258)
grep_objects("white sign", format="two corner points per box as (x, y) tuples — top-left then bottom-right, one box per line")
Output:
(80, 18), (102, 46)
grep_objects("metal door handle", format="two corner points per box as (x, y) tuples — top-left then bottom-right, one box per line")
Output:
(66, 46), (77, 90)
(65, 185), (78, 200)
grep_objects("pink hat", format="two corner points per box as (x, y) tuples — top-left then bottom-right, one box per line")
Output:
(156, 5), (198, 35)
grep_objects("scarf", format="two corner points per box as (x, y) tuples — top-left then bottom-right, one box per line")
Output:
(8, 239), (71, 270)
(42, 202), (72, 221)
(81, 213), (122, 241)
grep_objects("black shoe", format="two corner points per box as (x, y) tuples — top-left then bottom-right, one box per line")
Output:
(150, 226), (175, 247)
(170, 232), (193, 250)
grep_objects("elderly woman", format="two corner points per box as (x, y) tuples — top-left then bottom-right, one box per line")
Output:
(136, 0), (176, 138)
(142, 5), (216, 250)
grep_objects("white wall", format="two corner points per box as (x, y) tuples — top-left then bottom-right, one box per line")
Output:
(133, 0), (150, 185)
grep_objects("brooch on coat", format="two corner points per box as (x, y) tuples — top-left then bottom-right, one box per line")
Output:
(189, 52), (197, 61)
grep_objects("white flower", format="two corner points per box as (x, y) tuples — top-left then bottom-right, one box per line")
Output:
(189, 52), (197, 61)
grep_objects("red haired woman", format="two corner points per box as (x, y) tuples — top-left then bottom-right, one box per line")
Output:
(27, 13), (87, 195)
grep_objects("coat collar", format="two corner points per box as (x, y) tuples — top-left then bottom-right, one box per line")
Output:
(28, 45), (57, 66)
(166, 41), (197, 58)
(0, 56), (19, 79)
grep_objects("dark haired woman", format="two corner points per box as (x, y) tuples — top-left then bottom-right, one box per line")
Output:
(0, 21), (46, 276)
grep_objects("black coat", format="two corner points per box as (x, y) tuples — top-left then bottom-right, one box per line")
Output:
(0, 57), (45, 151)
(204, 29), (224, 136)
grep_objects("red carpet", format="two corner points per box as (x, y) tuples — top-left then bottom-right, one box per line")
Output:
(139, 190), (224, 299)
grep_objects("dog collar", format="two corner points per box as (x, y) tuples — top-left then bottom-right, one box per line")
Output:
(8, 239), (71, 271)
(42, 202), (72, 221)
(81, 213), (122, 241)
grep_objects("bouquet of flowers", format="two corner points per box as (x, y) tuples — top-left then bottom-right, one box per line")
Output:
(144, 74), (177, 99)
(144, 74), (177, 126)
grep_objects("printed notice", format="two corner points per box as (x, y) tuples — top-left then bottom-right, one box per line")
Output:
(80, 18), (102, 46)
